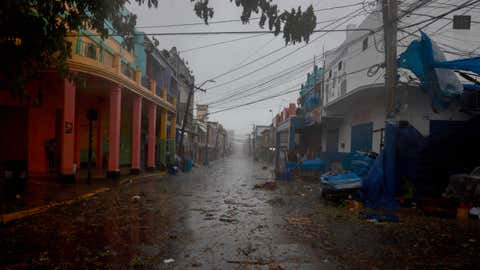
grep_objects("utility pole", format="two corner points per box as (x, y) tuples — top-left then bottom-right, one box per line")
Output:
(178, 82), (194, 161)
(204, 122), (209, 165)
(178, 80), (213, 163)
(382, 0), (398, 118)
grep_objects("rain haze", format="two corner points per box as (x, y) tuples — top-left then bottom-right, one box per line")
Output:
(127, 0), (367, 136)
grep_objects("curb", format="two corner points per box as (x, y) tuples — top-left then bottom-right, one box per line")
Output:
(0, 172), (168, 225)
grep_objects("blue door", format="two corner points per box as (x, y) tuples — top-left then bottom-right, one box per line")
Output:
(351, 123), (373, 152)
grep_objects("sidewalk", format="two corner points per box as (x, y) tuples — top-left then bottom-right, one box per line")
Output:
(0, 168), (167, 221)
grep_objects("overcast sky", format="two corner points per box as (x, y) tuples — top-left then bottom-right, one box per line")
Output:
(127, 0), (368, 137)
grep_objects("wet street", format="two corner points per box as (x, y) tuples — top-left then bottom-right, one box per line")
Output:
(164, 153), (330, 269)
(2, 152), (480, 270)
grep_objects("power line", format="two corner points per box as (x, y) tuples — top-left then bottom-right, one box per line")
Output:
(135, 2), (366, 29)
(179, 33), (266, 53)
(198, 56), (316, 103)
(204, 7), (366, 91)
(208, 86), (301, 115)
(398, 0), (480, 32)
(211, 65), (312, 107)
(207, 60), (314, 106)
(209, 63), (381, 115)
(71, 27), (376, 37)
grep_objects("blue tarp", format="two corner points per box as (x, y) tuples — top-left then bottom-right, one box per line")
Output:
(321, 172), (362, 190)
(321, 152), (374, 191)
(398, 32), (463, 111)
(300, 159), (325, 171)
(436, 56), (480, 74)
(361, 123), (398, 209)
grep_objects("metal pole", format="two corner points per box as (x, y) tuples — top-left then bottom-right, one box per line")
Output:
(382, 0), (398, 118)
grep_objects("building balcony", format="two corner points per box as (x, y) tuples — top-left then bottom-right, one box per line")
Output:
(65, 30), (176, 113)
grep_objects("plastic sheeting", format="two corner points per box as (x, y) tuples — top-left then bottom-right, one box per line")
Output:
(361, 123), (398, 209)
(321, 172), (362, 190)
(300, 159), (326, 171)
(398, 32), (463, 111)
(435, 56), (480, 75)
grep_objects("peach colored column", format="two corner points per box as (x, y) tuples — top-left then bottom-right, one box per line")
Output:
(96, 106), (103, 170)
(147, 103), (157, 170)
(131, 95), (142, 174)
(107, 85), (121, 179)
(61, 79), (76, 181)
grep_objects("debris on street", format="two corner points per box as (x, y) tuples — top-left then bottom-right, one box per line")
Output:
(254, 181), (276, 190)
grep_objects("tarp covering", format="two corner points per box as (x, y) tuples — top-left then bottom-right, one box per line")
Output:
(321, 152), (374, 191)
(398, 32), (463, 111)
(361, 123), (398, 209)
(435, 56), (480, 75)
(300, 159), (325, 171)
(321, 173), (362, 190)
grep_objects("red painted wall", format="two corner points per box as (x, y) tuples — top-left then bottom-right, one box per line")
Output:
(0, 74), (63, 175)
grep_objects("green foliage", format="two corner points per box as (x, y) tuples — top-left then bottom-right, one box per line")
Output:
(0, 0), (155, 94)
(193, 0), (317, 44)
(0, 0), (315, 95)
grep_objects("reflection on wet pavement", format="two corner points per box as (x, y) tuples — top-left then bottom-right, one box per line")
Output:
(162, 153), (333, 270)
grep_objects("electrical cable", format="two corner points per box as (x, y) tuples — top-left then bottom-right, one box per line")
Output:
(209, 63), (382, 115)
(135, 2), (366, 29)
(179, 33), (267, 53)
(203, 7), (366, 91)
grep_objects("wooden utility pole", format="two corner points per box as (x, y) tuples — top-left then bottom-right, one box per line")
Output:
(382, 0), (398, 118)
(178, 82), (194, 161)
(204, 122), (209, 165)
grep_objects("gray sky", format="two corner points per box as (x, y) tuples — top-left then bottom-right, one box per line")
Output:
(127, 0), (367, 136)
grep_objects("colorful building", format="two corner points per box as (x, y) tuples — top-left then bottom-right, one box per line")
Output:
(0, 27), (177, 181)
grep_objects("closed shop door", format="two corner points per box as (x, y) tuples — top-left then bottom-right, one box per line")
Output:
(326, 129), (339, 153)
(351, 122), (373, 152)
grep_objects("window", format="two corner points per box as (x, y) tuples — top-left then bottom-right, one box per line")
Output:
(329, 70), (332, 78)
(121, 62), (135, 80)
(85, 43), (97, 60)
(332, 71), (337, 89)
(104, 51), (114, 67)
(338, 61), (343, 71)
(362, 36), (369, 51)
(453, 15), (471, 30)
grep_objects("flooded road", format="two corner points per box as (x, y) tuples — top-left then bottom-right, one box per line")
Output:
(162, 153), (331, 269)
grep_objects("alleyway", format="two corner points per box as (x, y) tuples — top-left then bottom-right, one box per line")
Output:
(2, 151), (480, 270)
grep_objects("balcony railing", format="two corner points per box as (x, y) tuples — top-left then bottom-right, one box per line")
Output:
(71, 35), (176, 108)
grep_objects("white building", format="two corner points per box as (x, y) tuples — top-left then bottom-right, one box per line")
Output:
(319, 1), (479, 154)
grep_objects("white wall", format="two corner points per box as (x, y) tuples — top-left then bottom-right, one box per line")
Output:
(322, 1), (480, 107)
(333, 86), (468, 154)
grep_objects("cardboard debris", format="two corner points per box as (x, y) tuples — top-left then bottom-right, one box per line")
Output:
(286, 217), (312, 224)
(254, 181), (276, 190)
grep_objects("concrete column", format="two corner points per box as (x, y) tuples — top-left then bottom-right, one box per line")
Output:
(169, 114), (176, 164)
(107, 85), (121, 179)
(158, 109), (167, 166)
(61, 79), (76, 181)
(131, 95), (142, 174)
(96, 107), (103, 170)
(147, 103), (157, 170)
